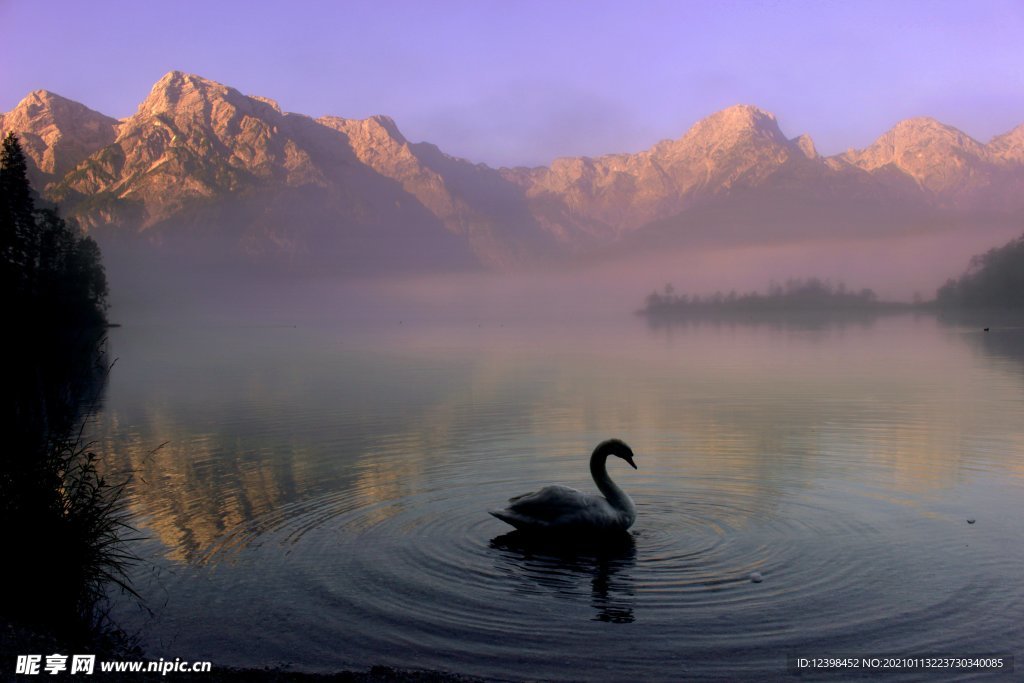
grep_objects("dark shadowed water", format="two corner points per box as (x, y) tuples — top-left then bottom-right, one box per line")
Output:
(88, 308), (1024, 680)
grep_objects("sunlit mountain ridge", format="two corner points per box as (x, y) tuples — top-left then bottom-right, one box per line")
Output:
(3, 71), (1023, 273)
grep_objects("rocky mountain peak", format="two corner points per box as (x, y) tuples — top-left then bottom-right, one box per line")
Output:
(141, 72), (200, 110)
(133, 71), (283, 126)
(249, 95), (282, 114)
(840, 117), (990, 198)
(138, 71), (236, 117)
(684, 104), (788, 145)
(0, 89), (118, 181)
(318, 114), (409, 153)
(366, 115), (406, 144)
(18, 89), (74, 115)
(892, 117), (982, 147)
(634, 104), (798, 201)
(793, 133), (818, 159)
(989, 123), (1024, 163)
(711, 103), (778, 125)
(4, 89), (117, 132)
(647, 104), (793, 172)
(850, 117), (986, 169)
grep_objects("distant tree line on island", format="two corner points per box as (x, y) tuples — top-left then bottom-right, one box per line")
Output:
(643, 232), (1024, 319)
(642, 277), (909, 318)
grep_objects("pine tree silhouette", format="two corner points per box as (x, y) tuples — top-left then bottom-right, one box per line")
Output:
(1, 132), (108, 327)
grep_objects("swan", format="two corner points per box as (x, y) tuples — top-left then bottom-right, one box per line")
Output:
(489, 439), (637, 533)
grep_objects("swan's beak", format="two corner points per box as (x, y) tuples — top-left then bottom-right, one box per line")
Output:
(623, 454), (637, 469)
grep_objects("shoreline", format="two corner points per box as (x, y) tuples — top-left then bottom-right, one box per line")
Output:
(2, 620), (483, 682)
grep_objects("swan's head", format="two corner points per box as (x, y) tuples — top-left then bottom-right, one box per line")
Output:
(595, 439), (637, 469)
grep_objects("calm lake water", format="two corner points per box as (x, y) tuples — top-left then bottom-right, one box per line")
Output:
(88, 307), (1024, 680)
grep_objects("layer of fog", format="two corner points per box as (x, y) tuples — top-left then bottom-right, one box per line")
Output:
(103, 224), (1022, 327)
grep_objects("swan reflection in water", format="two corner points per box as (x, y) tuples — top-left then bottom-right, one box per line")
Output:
(489, 530), (637, 623)
(488, 439), (639, 621)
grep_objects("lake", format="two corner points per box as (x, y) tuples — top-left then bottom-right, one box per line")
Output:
(87, 304), (1024, 680)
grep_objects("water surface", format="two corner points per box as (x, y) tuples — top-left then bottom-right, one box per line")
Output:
(90, 310), (1024, 680)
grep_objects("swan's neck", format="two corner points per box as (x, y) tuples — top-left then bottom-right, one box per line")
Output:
(590, 449), (634, 514)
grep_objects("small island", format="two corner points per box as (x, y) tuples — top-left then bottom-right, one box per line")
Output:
(641, 233), (1024, 322)
(640, 277), (917, 321)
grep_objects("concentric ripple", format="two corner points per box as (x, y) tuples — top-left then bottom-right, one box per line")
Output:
(153, 443), (1023, 682)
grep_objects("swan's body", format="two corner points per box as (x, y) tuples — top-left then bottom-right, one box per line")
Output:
(489, 439), (637, 533)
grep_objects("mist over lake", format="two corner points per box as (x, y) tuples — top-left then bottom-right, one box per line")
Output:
(84, 276), (1024, 680)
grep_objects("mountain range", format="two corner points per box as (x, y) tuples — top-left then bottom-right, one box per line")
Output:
(3, 71), (1023, 273)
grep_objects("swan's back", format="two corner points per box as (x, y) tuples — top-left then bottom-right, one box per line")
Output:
(489, 485), (632, 532)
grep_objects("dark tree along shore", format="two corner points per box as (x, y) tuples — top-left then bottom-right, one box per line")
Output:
(936, 233), (1024, 309)
(1, 133), (107, 328)
(1, 132), (134, 645)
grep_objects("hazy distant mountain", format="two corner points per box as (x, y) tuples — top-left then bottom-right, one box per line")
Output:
(3, 72), (1023, 272)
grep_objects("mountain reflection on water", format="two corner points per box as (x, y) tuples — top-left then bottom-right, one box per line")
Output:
(86, 310), (1024, 680)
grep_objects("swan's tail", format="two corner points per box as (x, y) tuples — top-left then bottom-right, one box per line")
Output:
(489, 509), (527, 530)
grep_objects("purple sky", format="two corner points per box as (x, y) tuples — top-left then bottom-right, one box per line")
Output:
(2, 0), (1022, 167)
